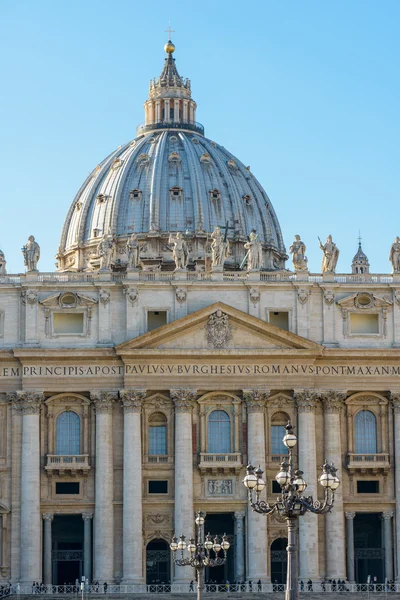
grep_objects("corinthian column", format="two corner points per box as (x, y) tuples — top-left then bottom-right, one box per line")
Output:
(243, 389), (269, 582)
(82, 513), (93, 583)
(391, 392), (400, 581)
(43, 513), (53, 585)
(8, 393), (22, 582)
(345, 512), (355, 583)
(234, 511), (246, 581)
(320, 390), (347, 579)
(382, 511), (394, 581)
(120, 389), (147, 583)
(170, 389), (197, 583)
(17, 391), (43, 583)
(294, 389), (320, 580)
(90, 390), (118, 582)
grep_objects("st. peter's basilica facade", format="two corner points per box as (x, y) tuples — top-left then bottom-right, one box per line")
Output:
(0, 38), (399, 588)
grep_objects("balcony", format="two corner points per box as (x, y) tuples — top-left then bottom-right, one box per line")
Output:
(198, 452), (242, 474)
(143, 455), (173, 467)
(45, 454), (90, 476)
(346, 453), (390, 474)
(266, 453), (290, 468)
(136, 121), (205, 137)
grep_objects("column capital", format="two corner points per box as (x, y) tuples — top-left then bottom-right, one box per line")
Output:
(120, 389), (147, 413)
(16, 391), (44, 415)
(390, 391), (400, 412)
(82, 512), (93, 521)
(90, 390), (118, 414)
(382, 511), (394, 520)
(234, 510), (246, 520)
(294, 389), (319, 412)
(345, 511), (356, 520)
(319, 390), (347, 413)
(170, 389), (197, 412)
(243, 389), (270, 412)
(42, 513), (54, 522)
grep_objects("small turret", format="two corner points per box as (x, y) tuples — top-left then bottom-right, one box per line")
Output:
(352, 237), (370, 274)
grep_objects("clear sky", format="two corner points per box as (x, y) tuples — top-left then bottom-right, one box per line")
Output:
(0, 0), (398, 274)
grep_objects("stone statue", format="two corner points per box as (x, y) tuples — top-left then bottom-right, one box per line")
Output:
(244, 231), (263, 270)
(97, 234), (115, 271)
(211, 226), (229, 268)
(126, 233), (141, 269)
(389, 237), (400, 273)
(168, 232), (189, 269)
(0, 249), (6, 275)
(319, 234), (339, 273)
(22, 235), (40, 272)
(289, 234), (308, 271)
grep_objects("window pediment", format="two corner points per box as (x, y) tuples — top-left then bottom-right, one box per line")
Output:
(337, 292), (392, 310)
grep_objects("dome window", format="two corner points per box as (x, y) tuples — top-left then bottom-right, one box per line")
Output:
(137, 153), (150, 166)
(243, 194), (252, 205)
(170, 186), (183, 200)
(168, 152), (181, 164)
(149, 137), (156, 144)
(200, 153), (211, 164)
(130, 189), (142, 200)
(209, 189), (221, 202)
(192, 137), (199, 144)
(93, 228), (101, 238)
(227, 159), (238, 171)
(112, 158), (123, 170)
(169, 135), (178, 143)
(97, 194), (108, 204)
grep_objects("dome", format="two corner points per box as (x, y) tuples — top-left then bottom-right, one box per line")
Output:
(351, 237), (370, 275)
(57, 42), (287, 272)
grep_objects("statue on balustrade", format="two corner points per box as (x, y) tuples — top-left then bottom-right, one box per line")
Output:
(319, 234), (339, 273)
(289, 234), (308, 271)
(244, 230), (263, 270)
(97, 234), (116, 271)
(0, 249), (6, 275)
(211, 226), (229, 268)
(22, 235), (40, 272)
(126, 233), (141, 269)
(168, 232), (189, 269)
(389, 237), (400, 273)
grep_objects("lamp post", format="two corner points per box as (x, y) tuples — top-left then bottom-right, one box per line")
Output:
(170, 511), (230, 600)
(243, 421), (340, 600)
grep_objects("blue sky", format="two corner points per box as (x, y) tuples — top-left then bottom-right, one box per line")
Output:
(0, 0), (398, 273)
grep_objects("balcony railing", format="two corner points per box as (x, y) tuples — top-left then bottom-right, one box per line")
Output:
(45, 454), (90, 473)
(136, 121), (205, 136)
(143, 455), (173, 464)
(346, 452), (390, 472)
(198, 452), (242, 473)
(266, 453), (290, 467)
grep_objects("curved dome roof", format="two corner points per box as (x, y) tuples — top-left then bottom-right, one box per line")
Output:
(57, 42), (287, 271)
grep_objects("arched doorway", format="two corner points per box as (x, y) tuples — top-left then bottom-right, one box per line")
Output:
(271, 538), (287, 584)
(146, 539), (171, 584)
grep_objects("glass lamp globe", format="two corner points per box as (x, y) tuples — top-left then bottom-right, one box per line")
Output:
(221, 535), (230, 551)
(188, 538), (196, 553)
(319, 463), (334, 488)
(255, 477), (266, 493)
(243, 473), (257, 489)
(204, 534), (213, 550)
(170, 537), (178, 551)
(213, 537), (221, 553)
(330, 476), (340, 490)
(195, 512), (205, 526)
(177, 535), (187, 550)
(283, 431), (297, 448)
(294, 475), (307, 492)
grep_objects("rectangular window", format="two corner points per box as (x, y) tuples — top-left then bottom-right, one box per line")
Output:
(147, 311), (167, 332)
(53, 313), (84, 335)
(357, 480), (379, 494)
(56, 482), (80, 495)
(148, 480), (168, 494)
(149, 426), (167, 455)
(269, 311), (289, 331)
(271, 425), (289, 454)
(350, 313), (379, 335)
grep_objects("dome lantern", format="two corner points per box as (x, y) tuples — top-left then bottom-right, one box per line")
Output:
(352, 236), (370, 275)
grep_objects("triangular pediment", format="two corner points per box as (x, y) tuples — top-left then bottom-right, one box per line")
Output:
(116, 302), (323, 354)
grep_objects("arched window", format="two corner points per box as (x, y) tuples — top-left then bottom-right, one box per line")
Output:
(208, 410), (230, 454)
(56, 411), (80, 455)
(149, 412), (167, 455)
(271, 412), (290, 455)
(355, 410), (377, 454)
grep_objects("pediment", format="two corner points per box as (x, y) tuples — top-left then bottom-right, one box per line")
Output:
(116, 302), (322, 354)
(39, 292), (97, 308)
(337, 292), (392, 310)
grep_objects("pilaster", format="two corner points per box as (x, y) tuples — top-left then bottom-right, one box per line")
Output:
(234, 511), (246, 581)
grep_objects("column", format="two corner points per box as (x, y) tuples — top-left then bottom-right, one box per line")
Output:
(164, 99), (170, 122)
(183, 101), (188, 122)
(390, 392), (400, 581)
(82, 513), (93, 583)
(90, 390), (118, 582)
(8, 393), (22, 582)
(321, 390), (347, 579)
(383, 512), (394, 581)
(345, 512), (355, 583)
(120, 389), (146, 583)
(294, 389), (320, 580)
(243, 389), (269, 582)
(18, 391), (43, 583)
(170, 389), (197, 583)
(43, 514), (53, 585)
(174, 99), (179, 122)
(234, 511), (246, 582)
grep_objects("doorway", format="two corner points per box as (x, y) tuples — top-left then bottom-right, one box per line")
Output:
(270, 538), (288, 584)
(50, 515), (84, 585)
(146, 539), (171, 584)
(354, 514), (384, 583)
(204, 513), (234, 583)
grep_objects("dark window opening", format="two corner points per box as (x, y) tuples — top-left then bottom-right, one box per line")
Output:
(272, 480), (281, 494)
(56, 482), (80, 495)
(149, 480), (168, 494)
(357, 480), (379, 494)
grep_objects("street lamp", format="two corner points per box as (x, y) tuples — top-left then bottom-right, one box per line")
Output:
(170, 511), (230, 600)
(243, 421), (340, 600)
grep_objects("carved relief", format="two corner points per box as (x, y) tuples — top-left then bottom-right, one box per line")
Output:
(324, 289), (335, 307)
(99, 289), (111, 306)
(146, 513), (170, 524)
(297, 288), (310, 306)
(124, 288), (139, 306)
(175, 288), (187, 304)
(205, 310), (232, 348)
(207, 480), (233, 495)
(21, 289), (38, 306)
